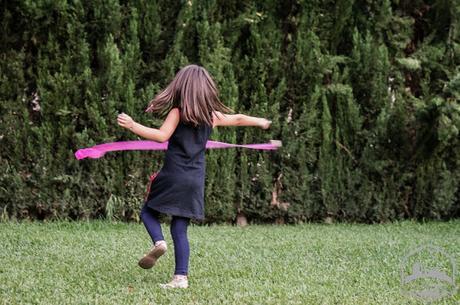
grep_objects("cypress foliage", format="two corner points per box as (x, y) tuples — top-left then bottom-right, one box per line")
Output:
(196, 10), (239, 223)
(231, 8), (285, 222)
(0, 0), (459, 222)
(279, 24), (325, 222)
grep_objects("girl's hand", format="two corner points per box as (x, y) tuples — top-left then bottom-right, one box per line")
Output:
(259, 118), (272, 130)
(117, 112), (135, 130)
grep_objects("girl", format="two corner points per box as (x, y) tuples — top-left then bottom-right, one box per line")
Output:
(117, 64), (271, 289)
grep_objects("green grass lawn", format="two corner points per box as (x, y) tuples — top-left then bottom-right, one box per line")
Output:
(0, 220), (459, 305)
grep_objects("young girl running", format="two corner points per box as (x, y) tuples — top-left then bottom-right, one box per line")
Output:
(117, 64), (271, 289)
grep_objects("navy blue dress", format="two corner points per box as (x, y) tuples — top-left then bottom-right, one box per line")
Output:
(144, 120), (213, 220)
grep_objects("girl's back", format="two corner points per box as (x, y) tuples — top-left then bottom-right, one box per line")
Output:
(165, 120), (212, 169)
(145, 118), (213, 220)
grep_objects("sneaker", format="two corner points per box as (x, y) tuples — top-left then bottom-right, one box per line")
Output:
(138, 241), (167, 269)
(159, 275), (189, 289)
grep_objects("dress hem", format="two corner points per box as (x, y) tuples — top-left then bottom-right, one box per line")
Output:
(144, 202), (204, 220)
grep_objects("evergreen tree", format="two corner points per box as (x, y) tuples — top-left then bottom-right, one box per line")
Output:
(0, 0), (458, 222)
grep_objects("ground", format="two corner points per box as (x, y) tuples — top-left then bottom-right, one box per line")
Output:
(0, 220), (459, 304)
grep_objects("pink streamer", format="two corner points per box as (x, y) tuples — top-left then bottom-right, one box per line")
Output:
(75, 140), (282, 160)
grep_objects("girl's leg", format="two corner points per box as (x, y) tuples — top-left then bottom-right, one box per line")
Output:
(170, 216), (190, 275)
(140, 204), (164, 244)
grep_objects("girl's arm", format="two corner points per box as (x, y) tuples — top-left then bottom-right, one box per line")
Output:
(212, 111), (271, 129)
(117, 108), (180, 142)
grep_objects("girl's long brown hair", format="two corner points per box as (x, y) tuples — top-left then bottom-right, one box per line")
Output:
(145, 64), (233, 127)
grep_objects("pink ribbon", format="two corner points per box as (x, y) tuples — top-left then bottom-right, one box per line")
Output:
(75, 140), (282, 160)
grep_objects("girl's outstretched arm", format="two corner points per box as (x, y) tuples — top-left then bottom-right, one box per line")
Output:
(212, 111), (271, 129)
(117, 108), (180, 142)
